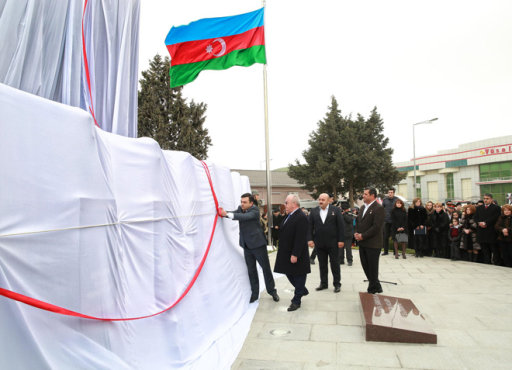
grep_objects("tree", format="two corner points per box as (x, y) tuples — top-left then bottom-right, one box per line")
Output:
(138, 54), (211, 159)
(288, 97), (405, 206)
(288, 96), (346, 199)
(337, 108), (405, 205)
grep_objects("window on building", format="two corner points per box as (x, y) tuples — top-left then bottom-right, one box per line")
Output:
(480, 161), (512, 181)
(480, 184), (511, 205)
(398, 184), (408, 200)
(446, 173), (454, 200)
(461, 178), (472, 200)
(416, 176), (421, 199)
(427, 181), (439, 202)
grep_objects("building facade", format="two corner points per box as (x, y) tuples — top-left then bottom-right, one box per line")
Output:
(394, 136), (512, 205)
(233, 169), (314, 207)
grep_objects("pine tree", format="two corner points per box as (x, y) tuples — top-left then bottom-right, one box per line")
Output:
(288, 98), (405, 205)
(288, 96), (346, 198)
(138, 54), (211, 159)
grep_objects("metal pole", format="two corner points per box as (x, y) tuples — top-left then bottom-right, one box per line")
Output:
(263, 64), (272, 246)
(262, 1), (272, 245)
(413, 124), (417, 199)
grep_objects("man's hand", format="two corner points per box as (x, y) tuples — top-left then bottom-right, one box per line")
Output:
(503, 228), (509, 236)
(290, 255), (298, 263)
(308, 241), (315, 248)
(218, 207), (227, 217)
(338, 242), (344, 249)
(354, 233), (363, 241)
(478, 222), (487, 228)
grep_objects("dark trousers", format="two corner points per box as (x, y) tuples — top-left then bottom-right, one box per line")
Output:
(285, 273), (307, 305)
(243, 245), (276, 299)
(450, 242), (461, 260)
(413, 234), (427, 256)
(431, 231), (448, 258)
(317, 244), (341, 287)
(359, 246), (382, 293)
(479, 242), (494, 264)
(382, 222), (393, 253)
(271, 229), (279, 247)
(339, 237), (353, 263)
(501, 241), (512, 267)
(310, 246), (317, 261)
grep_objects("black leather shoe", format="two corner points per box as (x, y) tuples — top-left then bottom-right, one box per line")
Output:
(287, 303), (300, 312)
(340, 260), (345, 265)
(271, 292), (280, 302)
(368, 288), (383, 294)
(315, 285), (328, 291)
(303, 288), (309, 296)
(382, 252), (389, 256)
(348, 261), (353, 266)
(334, 286), (341, 293)
(249, 296), (258, 303)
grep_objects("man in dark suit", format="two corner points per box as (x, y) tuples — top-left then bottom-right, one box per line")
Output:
(354, 187), (385, 294)
(307, 193), (344, 293)
(219, 193), (279, 303)
(475, 193), (501, 264)
(274, 194), (311, 311)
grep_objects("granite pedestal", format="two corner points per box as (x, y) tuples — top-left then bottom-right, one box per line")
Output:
(360, 292), (437, 344)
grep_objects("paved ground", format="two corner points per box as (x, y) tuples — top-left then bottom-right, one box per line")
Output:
(232, 250), (512, 369)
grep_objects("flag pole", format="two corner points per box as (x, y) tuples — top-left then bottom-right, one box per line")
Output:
(262, 0), (273, 247)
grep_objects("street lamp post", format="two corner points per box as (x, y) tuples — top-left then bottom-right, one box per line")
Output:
(413, 118), (438, 199)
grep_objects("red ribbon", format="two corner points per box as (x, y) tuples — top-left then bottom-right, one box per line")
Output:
(82, 0), (99, 128)
(0, 161), (219, 321)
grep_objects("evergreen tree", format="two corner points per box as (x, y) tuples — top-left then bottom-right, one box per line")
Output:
(288, 96), (346, 199)
(288, 98), (404, 206)
(138, 54), (211, 159)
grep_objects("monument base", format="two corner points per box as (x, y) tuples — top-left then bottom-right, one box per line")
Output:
(359, 292), (437, 344)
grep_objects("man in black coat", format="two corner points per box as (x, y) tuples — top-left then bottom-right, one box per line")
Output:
(307, 193), (344, 292)
(355, 187), (385, 294)
(219, 193), (279, 303)
(475, 193), (501, 264)
(340, 203), (355, 266)
(274, 194), (311, 311)
(381, 188), (398, 255)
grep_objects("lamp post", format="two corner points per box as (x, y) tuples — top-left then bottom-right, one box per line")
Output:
(413, 118), (438, 199)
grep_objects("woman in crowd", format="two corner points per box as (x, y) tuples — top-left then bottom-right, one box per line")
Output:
(495, 204), (512, 267)
(391, 198), (408, 259)
(448, 217), (462, 260)
(429, 202), (450, 258)
(460, 204), (480, 261)
(408, 198), (428, 257)
(425, 201), (435, 256)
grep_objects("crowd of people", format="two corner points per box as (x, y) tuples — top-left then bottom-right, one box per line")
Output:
(380, 189), (512, 267)
(263, 188), (512, 268)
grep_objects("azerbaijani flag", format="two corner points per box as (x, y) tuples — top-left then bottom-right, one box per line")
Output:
(165, 8), (266, 88)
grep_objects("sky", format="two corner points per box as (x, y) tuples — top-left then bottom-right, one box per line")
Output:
(139, 0), (512, 170)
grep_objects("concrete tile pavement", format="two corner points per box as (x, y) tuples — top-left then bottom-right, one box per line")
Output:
(232, 250), (512, 369)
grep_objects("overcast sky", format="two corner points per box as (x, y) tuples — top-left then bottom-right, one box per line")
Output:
(139, 0), (512, 170)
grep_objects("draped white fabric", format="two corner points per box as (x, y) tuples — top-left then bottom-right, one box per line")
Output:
(0, 0), (139, 137)
(0, 83), (255, 369)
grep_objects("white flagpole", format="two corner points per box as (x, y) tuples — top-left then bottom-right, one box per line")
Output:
(262, 0), (273, 246)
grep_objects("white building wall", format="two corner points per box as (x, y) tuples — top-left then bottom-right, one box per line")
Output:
(454, 166), (480, 201)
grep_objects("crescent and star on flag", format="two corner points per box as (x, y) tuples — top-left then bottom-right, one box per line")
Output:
(205, 38), (227, 57)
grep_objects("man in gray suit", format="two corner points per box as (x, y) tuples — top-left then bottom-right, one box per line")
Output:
(220, 193), (279, 303)
(355, 187), (385, 294)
